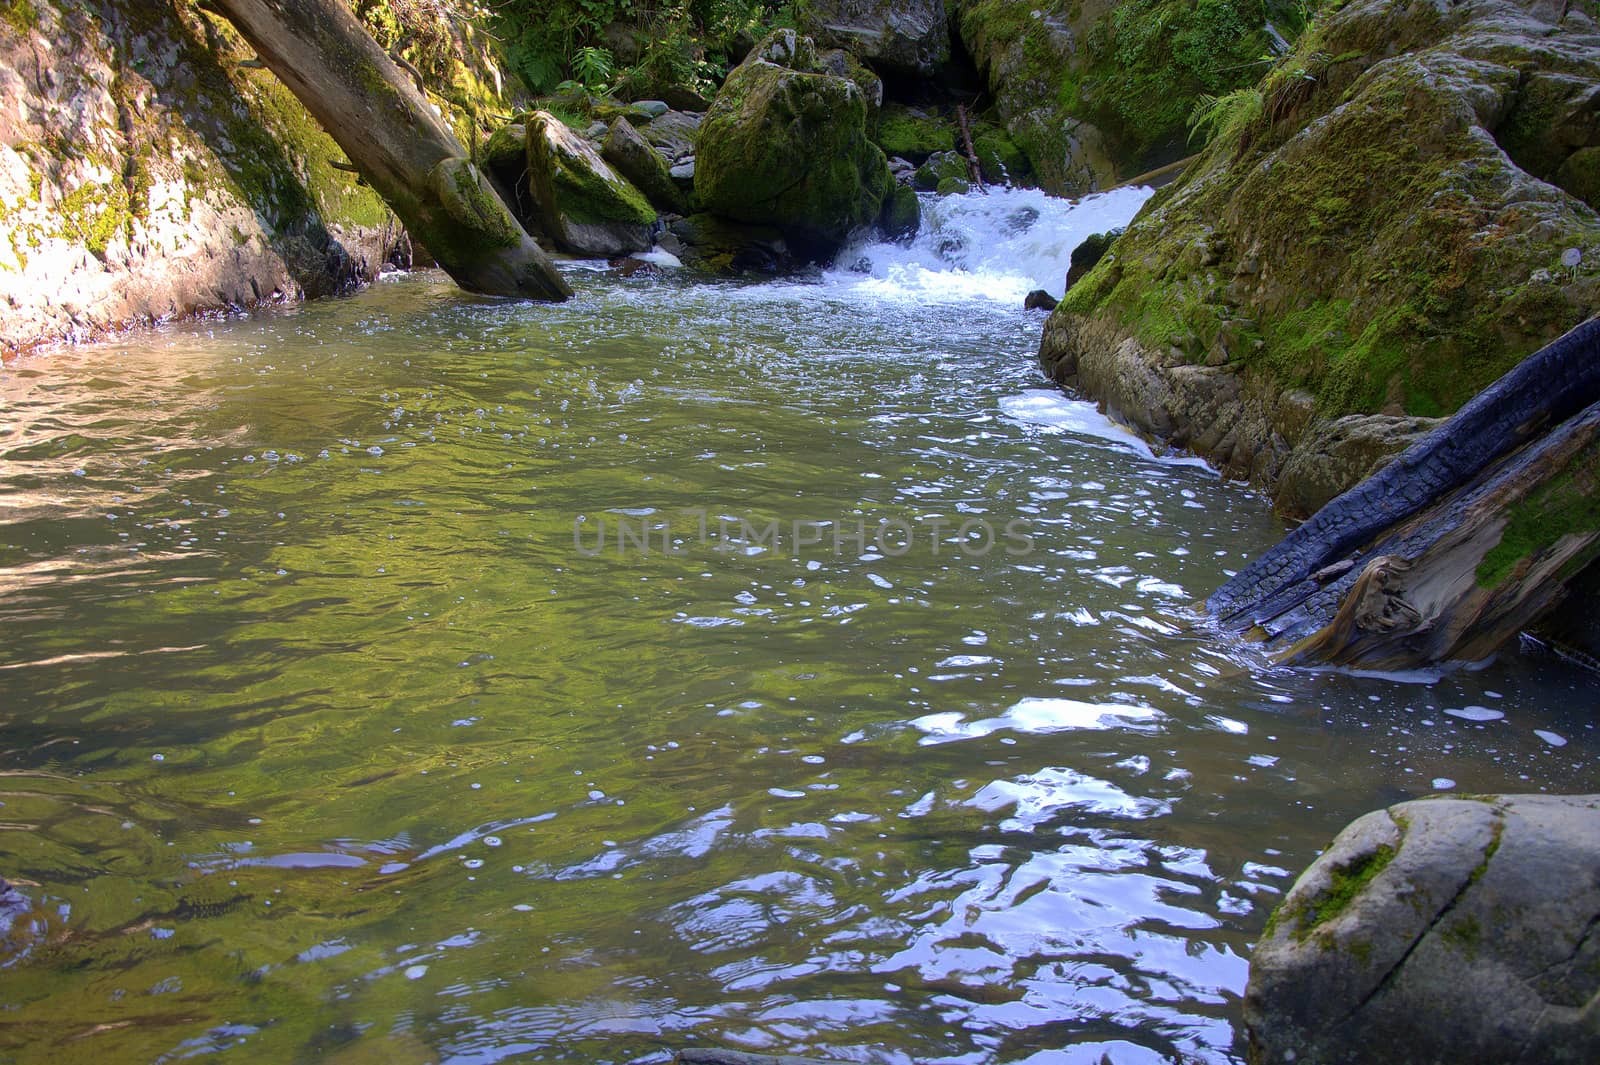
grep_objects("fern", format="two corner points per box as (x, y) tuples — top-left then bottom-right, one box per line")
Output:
(1187, 87), (1265, 149)
(571, 44), (615, 90)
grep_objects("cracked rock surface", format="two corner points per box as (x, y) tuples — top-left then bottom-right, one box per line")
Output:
(1246, 794), (1600, 1064)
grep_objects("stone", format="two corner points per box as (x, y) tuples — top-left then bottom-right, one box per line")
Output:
(1247, 794), (1600, 1065)
(798, 0), (951, 79)
(912, 151), (968, 192)
(878, 182), (920, 241)
(658, 85), (712, 113)
(632, 99), (670, 118)
(638, 110), (703, 160)
(1063, 228), (1120, 293)
(694, 30), (891, 258)
(1273, 413), (1439, 518)
(525, 111), (657, 257)
(1024, 290), (1058, 311)
(668, 213), (792, 276)
(602, 117), (689, 215)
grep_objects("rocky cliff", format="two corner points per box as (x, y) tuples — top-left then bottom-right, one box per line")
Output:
(1039, 0), (1600, 515)
(0, 0), (521, 355)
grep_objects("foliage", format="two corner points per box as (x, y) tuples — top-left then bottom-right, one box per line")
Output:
(1186, 87), (1263, 150)
(489, 0), (794, 96)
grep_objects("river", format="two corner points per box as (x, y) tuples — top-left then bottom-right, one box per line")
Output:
(1, 188), (1595, 1064)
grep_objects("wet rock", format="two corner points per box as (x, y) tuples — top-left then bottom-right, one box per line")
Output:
(1274, 413), (1439, 518)
(526, 111), (657, 257)
(878, 182), (920, 241)
(913, 151), (968, 192)
(798, 0), (950, 78)
(1063, 228), (1120, 293)
(1248, 794), (1600, 1065)
(668, 213), (792, 276)
(695, 30), (892, 258)
(602, 117), (689, 215)
(1024, 290), (1058, 311)
(677, 1050), (850, 1065)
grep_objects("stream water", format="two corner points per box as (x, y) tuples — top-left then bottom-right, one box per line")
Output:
(0, 188), (1596, 1064)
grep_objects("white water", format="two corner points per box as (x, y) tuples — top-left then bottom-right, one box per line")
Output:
(823, 185), (1154, 303)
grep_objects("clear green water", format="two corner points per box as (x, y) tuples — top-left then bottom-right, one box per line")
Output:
(0, 264), (1595, 1064)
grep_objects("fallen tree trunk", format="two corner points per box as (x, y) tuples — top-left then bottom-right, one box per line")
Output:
(1208, 315), (1600, 669)
(206, 0), (571, 302)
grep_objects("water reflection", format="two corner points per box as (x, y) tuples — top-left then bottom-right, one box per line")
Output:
(0, 249), (1595, 1064)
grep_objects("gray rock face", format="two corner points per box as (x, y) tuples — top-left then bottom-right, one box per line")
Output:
(799, 0), (951, 78)
(1247, 794), (1600, 1065)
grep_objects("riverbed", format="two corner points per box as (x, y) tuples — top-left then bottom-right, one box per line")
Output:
(1, 189), (1595, 1064)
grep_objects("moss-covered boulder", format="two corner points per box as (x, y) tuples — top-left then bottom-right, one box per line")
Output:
(526, 110), (657, 257)
(694, 29), (892, 257)
(1039, 0), (1600, 514)
(913, 151), (969, 192)
(798, 0), (951, 79)
(818, 47), (884, 136)
(954, 0), (1287, 194)
(601, 117), (688, 215)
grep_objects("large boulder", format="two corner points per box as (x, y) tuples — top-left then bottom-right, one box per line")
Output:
(601, 117), (689, 215)
(694, 30), (895, 257)
(798, 0), (950, 79)
(525, 111), (657, 257)
(1247, 794), (1600, 1065)
(1039, 0), (1600, 514)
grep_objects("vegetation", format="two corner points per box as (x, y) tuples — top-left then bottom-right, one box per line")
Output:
(487, 0), (795, 97)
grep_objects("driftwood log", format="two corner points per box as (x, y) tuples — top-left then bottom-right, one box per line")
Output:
(1209, 315), (1600, 670)
(206, 0), (571, 302)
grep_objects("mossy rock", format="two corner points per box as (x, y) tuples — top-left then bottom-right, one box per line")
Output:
(526, 110), (656, 257)
(879, 183), (920, 241)
(1046, 0), (1600, 423)
(913, 151), (969, 192)
(875, 104), (954, 164)
(818, 48), (884, 136)
(694, 30), (891, 257)
(601, 117), (688, 215)
(935, 175), (970, 197)
(797, 0), (950, 79)
(972, 124), (1031, 185)
(1555, 146), (1600, 212)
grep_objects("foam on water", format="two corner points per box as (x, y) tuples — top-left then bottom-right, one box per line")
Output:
(823, 185), (1154, 303)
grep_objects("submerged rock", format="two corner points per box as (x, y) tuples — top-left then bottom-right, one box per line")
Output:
(525, 112), (657, 257)
(1248, 794), (1600, 1065)
(798, 0), (950, 79)
(694, 30), (893, 258)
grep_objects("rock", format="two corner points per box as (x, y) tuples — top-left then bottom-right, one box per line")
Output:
(1041, 0), (1600, 511)
(637, 109), (703, 160)
(876, 103), (955, 164)
(677, 1050), (849, 1065)
(1247, 794), (1600, 1065)
(817, 48), (884, 135)
(1063, 228), (1119, 293)
(798, 0), (950, 79)
(631, 99), (670, 118)
(878, 182), (920, 241)
(602, 118), (689, 215)
(913, 151), (968, 191)
(694, 30), (892, 258)
(669, 158), (696, 186)
(525, 111), (657, 257)
(583, 120), (609, 141)
(1273, 413), (1439, 518)
(1024, 290), (1058, 311)
(935, 176), (969, 196)
(483, 122), (527, 183)
(658, 84), (712, 113)
(668, 213), (793, 276)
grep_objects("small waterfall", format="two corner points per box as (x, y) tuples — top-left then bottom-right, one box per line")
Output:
(824, 185), (1154, 304)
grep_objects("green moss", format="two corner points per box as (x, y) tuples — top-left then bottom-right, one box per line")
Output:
(875, 106), (954, 163)
(1554, 146), (1600, 211)
(1, 0), (36, 35)
(59, 183), (130, 260)
(935, 176), (969, 197)
(1290, 843), (1396, 941)
(1476, 454), (1600, 590)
